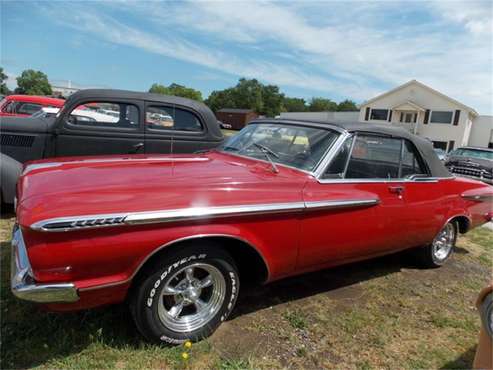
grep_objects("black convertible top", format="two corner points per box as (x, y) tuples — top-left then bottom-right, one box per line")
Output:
(252, 118), (451, 178)
(65, 89), (223, 140)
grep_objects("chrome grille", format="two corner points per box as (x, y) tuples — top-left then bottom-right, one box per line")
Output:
(1, 134), (35, 147)
(449, 166), (492, 180)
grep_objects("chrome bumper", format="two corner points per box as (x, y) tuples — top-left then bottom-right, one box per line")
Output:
(11, 225), (79, 303)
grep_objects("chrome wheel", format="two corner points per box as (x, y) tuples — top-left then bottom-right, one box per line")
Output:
(157, 263), (226, 333)
(432, 223), (456, 261)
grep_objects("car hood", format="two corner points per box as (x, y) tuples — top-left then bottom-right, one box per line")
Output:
(17, 151), (309, 227)
(0, 115), (54, 133)
(445, 156), (493, 170)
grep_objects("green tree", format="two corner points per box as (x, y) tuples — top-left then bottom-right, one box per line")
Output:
(0, 67), (9, 95)
(282, 97), (306, 112)
(337, 99), (358, 111)
(15, 69), (52, 95)
(205, 78), (284, 117)
(308, 97), (338, 112)
(149, 83), (203, 101)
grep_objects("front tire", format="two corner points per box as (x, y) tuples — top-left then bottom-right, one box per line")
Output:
(130, 244), (239, 344)
(417, 221), (457, 268)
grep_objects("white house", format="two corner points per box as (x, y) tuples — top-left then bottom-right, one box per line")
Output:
(280, 80), (492, 151)
(358, 80), (492, 151)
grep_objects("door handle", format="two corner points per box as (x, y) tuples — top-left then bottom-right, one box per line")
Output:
(129, 142), (144, 154)
(388, 185), (404, 195)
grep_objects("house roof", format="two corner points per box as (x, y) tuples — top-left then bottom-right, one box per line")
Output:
(361, 80), (478, 116)
(217, 108), (255, 114)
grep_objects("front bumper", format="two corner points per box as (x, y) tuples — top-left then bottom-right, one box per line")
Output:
(11, 225), (79, 303)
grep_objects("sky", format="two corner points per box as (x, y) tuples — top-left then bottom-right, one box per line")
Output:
(1, 0), (492, 113)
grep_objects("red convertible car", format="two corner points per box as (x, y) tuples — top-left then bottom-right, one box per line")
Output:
(11, 120), (493, 344)
(0, 95), (64, 117)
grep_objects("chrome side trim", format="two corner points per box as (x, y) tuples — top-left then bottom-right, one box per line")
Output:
(305, 199), (380, 209)
(11, 226), (79, 303)
(31, 198), (380, 232)
(316, 177), (452, 184)
(124, 202), (306, 225)
(461, 193), (493, 202)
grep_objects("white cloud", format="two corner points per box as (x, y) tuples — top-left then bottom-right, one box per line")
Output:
(38, 1), (493, 113)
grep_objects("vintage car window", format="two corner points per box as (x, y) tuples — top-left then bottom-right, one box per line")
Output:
(17, 102), (42, 115)
(220, 123), (339, 172)
(1, 100), (15, 113)
(401, 140), (427, 177)
(146, 105), (203, 132)
(450, 148), (493, 160)
(345, 135), (402, 179)
(67, 102), (139, 129)
(323, 136), (354, 179)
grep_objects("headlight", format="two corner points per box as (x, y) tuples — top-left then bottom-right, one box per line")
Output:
(480, 292), (493, 338)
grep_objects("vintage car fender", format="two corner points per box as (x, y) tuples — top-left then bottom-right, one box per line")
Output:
(0, 153), (22, 204)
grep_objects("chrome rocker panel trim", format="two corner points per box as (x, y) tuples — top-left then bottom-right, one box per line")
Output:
(11, 226), (79, 303)
(30, 198), (380, 232)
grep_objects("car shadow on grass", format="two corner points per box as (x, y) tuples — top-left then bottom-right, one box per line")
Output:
(439, 346), (477, 369)
(0, 240), (420, 369)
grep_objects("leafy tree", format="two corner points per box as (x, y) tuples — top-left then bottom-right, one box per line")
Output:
(282, 97), (306, 112)
(15, 69), (52, 95)
(337, 99), (358, 111)
(0, 67), (9, 95)
(308, 97), (338, 112)
(149, 83), (203, 101)
(205, 78), (284, 117)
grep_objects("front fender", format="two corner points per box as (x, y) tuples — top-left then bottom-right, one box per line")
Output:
(0, 153), (22, 204)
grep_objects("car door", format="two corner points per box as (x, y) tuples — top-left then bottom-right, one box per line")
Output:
(144, 102), (212, 154)
(55, 99), (145, 157)
(299, 134), (409, 269)
(398, 139), (446, 246)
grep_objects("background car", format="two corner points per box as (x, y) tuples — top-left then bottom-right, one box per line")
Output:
(0, 95), (64, 117)
(433, 148), (447, 161)
(445, 147), (493, 185)
(473, 283), (492, 369)
(0, 89), (224, 205)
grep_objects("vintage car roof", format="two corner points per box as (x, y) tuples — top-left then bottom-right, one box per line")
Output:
(252, 118), (452, 178)
(65, 89), (223, 140)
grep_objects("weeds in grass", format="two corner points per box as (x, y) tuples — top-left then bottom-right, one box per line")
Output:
(283, 309), (307, 330)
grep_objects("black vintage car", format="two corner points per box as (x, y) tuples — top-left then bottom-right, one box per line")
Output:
(445, 147), (493, 185)
(0, 89), (224, 204)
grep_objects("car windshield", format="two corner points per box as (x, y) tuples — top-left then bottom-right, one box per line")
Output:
(219, 123), (339, 172)
(451, 148), (493, 161)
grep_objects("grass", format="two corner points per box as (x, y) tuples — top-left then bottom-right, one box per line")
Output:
(1, 213), (492, 369)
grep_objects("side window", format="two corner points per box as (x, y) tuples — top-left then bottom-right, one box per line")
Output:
(401, 140), (427, 177)
(323, 136), (354, 179)
(67, 102), (139, 128)
(146, 105), (203, 132)
(2, 101), (15, 113)
(17, 103), (42, 115)
(346, 135), (402, 179)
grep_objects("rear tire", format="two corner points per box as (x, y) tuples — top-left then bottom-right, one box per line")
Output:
(130, 243), (239, 344)
(416, 221), (457, 268)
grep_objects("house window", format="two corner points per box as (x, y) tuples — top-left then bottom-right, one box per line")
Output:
(370, 109), (388, 121)
(432, 141), (447, 151)
(404, 113), (413, 123)
(430, 111), (453, 124)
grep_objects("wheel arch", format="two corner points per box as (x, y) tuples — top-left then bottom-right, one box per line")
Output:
(129, 234), (270, 292)
(447, 214), (471, 234)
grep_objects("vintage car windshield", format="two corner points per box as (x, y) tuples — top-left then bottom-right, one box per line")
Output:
(450, 148), (493, 161)
(219, 123), (339, 172)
